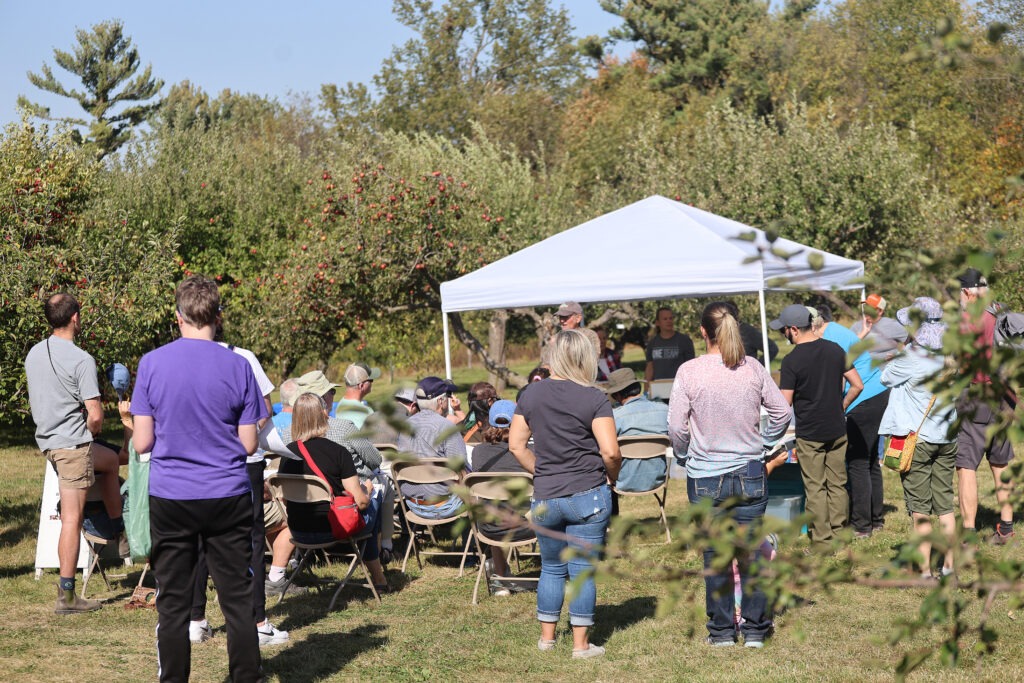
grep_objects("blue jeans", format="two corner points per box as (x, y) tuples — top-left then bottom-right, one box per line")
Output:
(291, 487), (384, 562)
(687, 463), (772, 642)
(404, 492), (464, 520)
(531, 484), (612, 627)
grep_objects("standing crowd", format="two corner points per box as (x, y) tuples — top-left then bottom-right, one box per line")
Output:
(23, 268), (1017, 677)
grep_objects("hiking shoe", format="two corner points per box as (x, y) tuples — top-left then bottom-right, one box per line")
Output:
(538, 638), (556, 652)
(489, 579), (511, 597)
(258, 621), (289, 647)
(55, 588), (101, 615)
(189, 620), (212, 643)
(265, 576), (307, 596)
(571, 644), (605, 659)
(988, 528), (1015, 546)
(705, 637), (736, 647)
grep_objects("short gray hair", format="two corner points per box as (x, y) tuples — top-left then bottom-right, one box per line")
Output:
(279, 378), (299, 407)
(416, 395), (444, 413)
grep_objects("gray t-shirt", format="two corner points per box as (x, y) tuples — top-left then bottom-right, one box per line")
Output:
(850, 317), (909, 360)
(646, 332), (696, 380)
(25, 335), (100, 451)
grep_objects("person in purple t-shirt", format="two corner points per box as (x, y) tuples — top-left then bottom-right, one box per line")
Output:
(132, 276), (267, 683)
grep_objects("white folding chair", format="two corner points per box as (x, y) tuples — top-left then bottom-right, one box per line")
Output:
(614, 434), (673, 543)
(268, 474), (381, 610)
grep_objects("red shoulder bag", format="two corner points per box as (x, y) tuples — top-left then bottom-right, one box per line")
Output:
(296, 440), (366, 540)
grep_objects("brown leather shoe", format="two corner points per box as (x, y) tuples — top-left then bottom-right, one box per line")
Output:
(55, 587), (102, 615)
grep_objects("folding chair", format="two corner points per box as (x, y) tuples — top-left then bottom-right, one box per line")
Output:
(613, 434), (673, 543)
(80, 532), (112, 597)
(464, 472), (539, 604)
(392, 460), (473, 576)
(268, 474), (381, 611)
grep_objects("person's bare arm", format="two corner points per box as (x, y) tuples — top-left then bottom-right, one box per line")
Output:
(780, 389), (794, 406)
(258, 396), (273, 429)
(132, 414), (155, 454)
(238, 423), (259, 456)
(341, 474), (370, 510)
(842, 368), (863, 411)
(592, 416), (621, 484)
(644, 361), (654, 385)
(508, 414), (535, 474)
(84, 397), (104, 436)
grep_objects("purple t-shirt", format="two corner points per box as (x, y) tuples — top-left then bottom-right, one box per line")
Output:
(132, 338), (267, 500)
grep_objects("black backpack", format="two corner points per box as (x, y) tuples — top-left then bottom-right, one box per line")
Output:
(988, 303), (1024, 351)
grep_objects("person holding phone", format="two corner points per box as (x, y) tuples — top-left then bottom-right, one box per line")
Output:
(668, 302), (792, 648)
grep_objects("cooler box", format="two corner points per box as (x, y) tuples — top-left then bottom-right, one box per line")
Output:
(766, 462), (806, 534)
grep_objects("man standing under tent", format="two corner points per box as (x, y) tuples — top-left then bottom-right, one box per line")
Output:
(645, 307), (696, 384)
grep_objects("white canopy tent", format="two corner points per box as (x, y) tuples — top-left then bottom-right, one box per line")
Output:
(439, 195), (865, 377)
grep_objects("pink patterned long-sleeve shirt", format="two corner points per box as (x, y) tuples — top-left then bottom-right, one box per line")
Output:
(667, 354), (792, 478)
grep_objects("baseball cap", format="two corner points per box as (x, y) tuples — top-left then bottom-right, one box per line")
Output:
(957, 268), (988, 289)
(343, 361), (381, 386)
(861, 293), (887, 311)
(769, 304), (813, 330)
(488, 400), (516, 428)
(415, 376), (457, 400)
(556, 302), (583, 317)
(603, 368), (641, 395)
(290, 370), (339, 405)
(393, 387), (416, 405)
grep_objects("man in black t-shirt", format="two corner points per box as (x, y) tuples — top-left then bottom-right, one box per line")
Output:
(645, 307), (696, 383)
(771, 304), (863, 549)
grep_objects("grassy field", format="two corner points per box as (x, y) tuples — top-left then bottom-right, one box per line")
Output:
(3, 354), (1023, 682)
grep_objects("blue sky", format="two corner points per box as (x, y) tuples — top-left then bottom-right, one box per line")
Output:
(0, 1), (624, 128)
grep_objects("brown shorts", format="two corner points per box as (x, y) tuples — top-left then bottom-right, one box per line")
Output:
(45, 443), (95, 489)
(264, 498), (286, 530)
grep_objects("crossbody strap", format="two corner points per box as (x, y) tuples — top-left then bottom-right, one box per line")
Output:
(915, 396), (938, 433)
(296, 440), (335, 496)
(46, 338), (81, 403)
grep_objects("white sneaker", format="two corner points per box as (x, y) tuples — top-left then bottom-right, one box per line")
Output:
(257, 621), (289, 647)
(189, 620), (212, 643)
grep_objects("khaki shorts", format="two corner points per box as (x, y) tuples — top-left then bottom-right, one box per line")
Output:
(45, 443), (95, 489)
(264, 498), (286, 530)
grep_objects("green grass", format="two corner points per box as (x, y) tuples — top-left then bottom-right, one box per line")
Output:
(3, 438), (1024, 682)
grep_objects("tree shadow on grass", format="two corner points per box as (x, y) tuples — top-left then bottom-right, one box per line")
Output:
(589, 595), (658, 644)
(264, 623), (386, 683)
(0, 501), (39, 549)
(268, 583), (383, 633)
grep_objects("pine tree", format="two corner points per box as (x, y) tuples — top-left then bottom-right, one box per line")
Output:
(17, 20), (163, 159)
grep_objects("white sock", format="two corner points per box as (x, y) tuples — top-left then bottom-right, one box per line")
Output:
(268, 566), (286, 582)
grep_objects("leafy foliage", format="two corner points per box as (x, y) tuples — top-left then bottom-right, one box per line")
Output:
(17, 20), (163, 160)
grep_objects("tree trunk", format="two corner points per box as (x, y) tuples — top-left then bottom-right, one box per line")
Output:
(487, 309), (509, 392)
(448, 312), (525, 389)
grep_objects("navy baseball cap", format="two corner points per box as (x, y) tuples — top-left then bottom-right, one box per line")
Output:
(415, 376), (457, 400)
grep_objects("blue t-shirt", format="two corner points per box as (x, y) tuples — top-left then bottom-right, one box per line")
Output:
(822, 323), (885, 411)
(133, 338), (267, 500)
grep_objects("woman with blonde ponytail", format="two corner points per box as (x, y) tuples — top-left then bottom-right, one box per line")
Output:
(668, 302), (792, 648)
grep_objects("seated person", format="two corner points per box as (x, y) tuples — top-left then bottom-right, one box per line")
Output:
(279, 392), (388, 591)
(395, 377), (469, 519)
(261, 469), (298, 594)
(471, 400), (534, 595)
(462, 382), (497, 444)
(515, 366), (550, 402)
(603, 368), (669, 492)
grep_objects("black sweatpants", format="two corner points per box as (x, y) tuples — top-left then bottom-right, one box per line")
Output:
(846, 389), (890, 533)
(151, 492), (262, 683)
(192, 461), (267, 624)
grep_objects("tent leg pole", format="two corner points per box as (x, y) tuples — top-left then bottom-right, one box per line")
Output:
(758, 289), (771, 369)
(443, 312), (453, 380)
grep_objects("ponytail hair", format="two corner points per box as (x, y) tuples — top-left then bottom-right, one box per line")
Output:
(701, 302), (745, 369)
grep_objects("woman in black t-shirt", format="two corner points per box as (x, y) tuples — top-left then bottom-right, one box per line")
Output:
(509, 330), (622, 660)
(281, 392), (387, 590)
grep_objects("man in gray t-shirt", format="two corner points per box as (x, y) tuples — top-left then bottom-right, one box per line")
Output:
(25, 293), (124, 614)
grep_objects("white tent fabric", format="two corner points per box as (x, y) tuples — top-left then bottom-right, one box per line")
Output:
(440, 195), (864, 313)
(438, 195), (865, 377)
